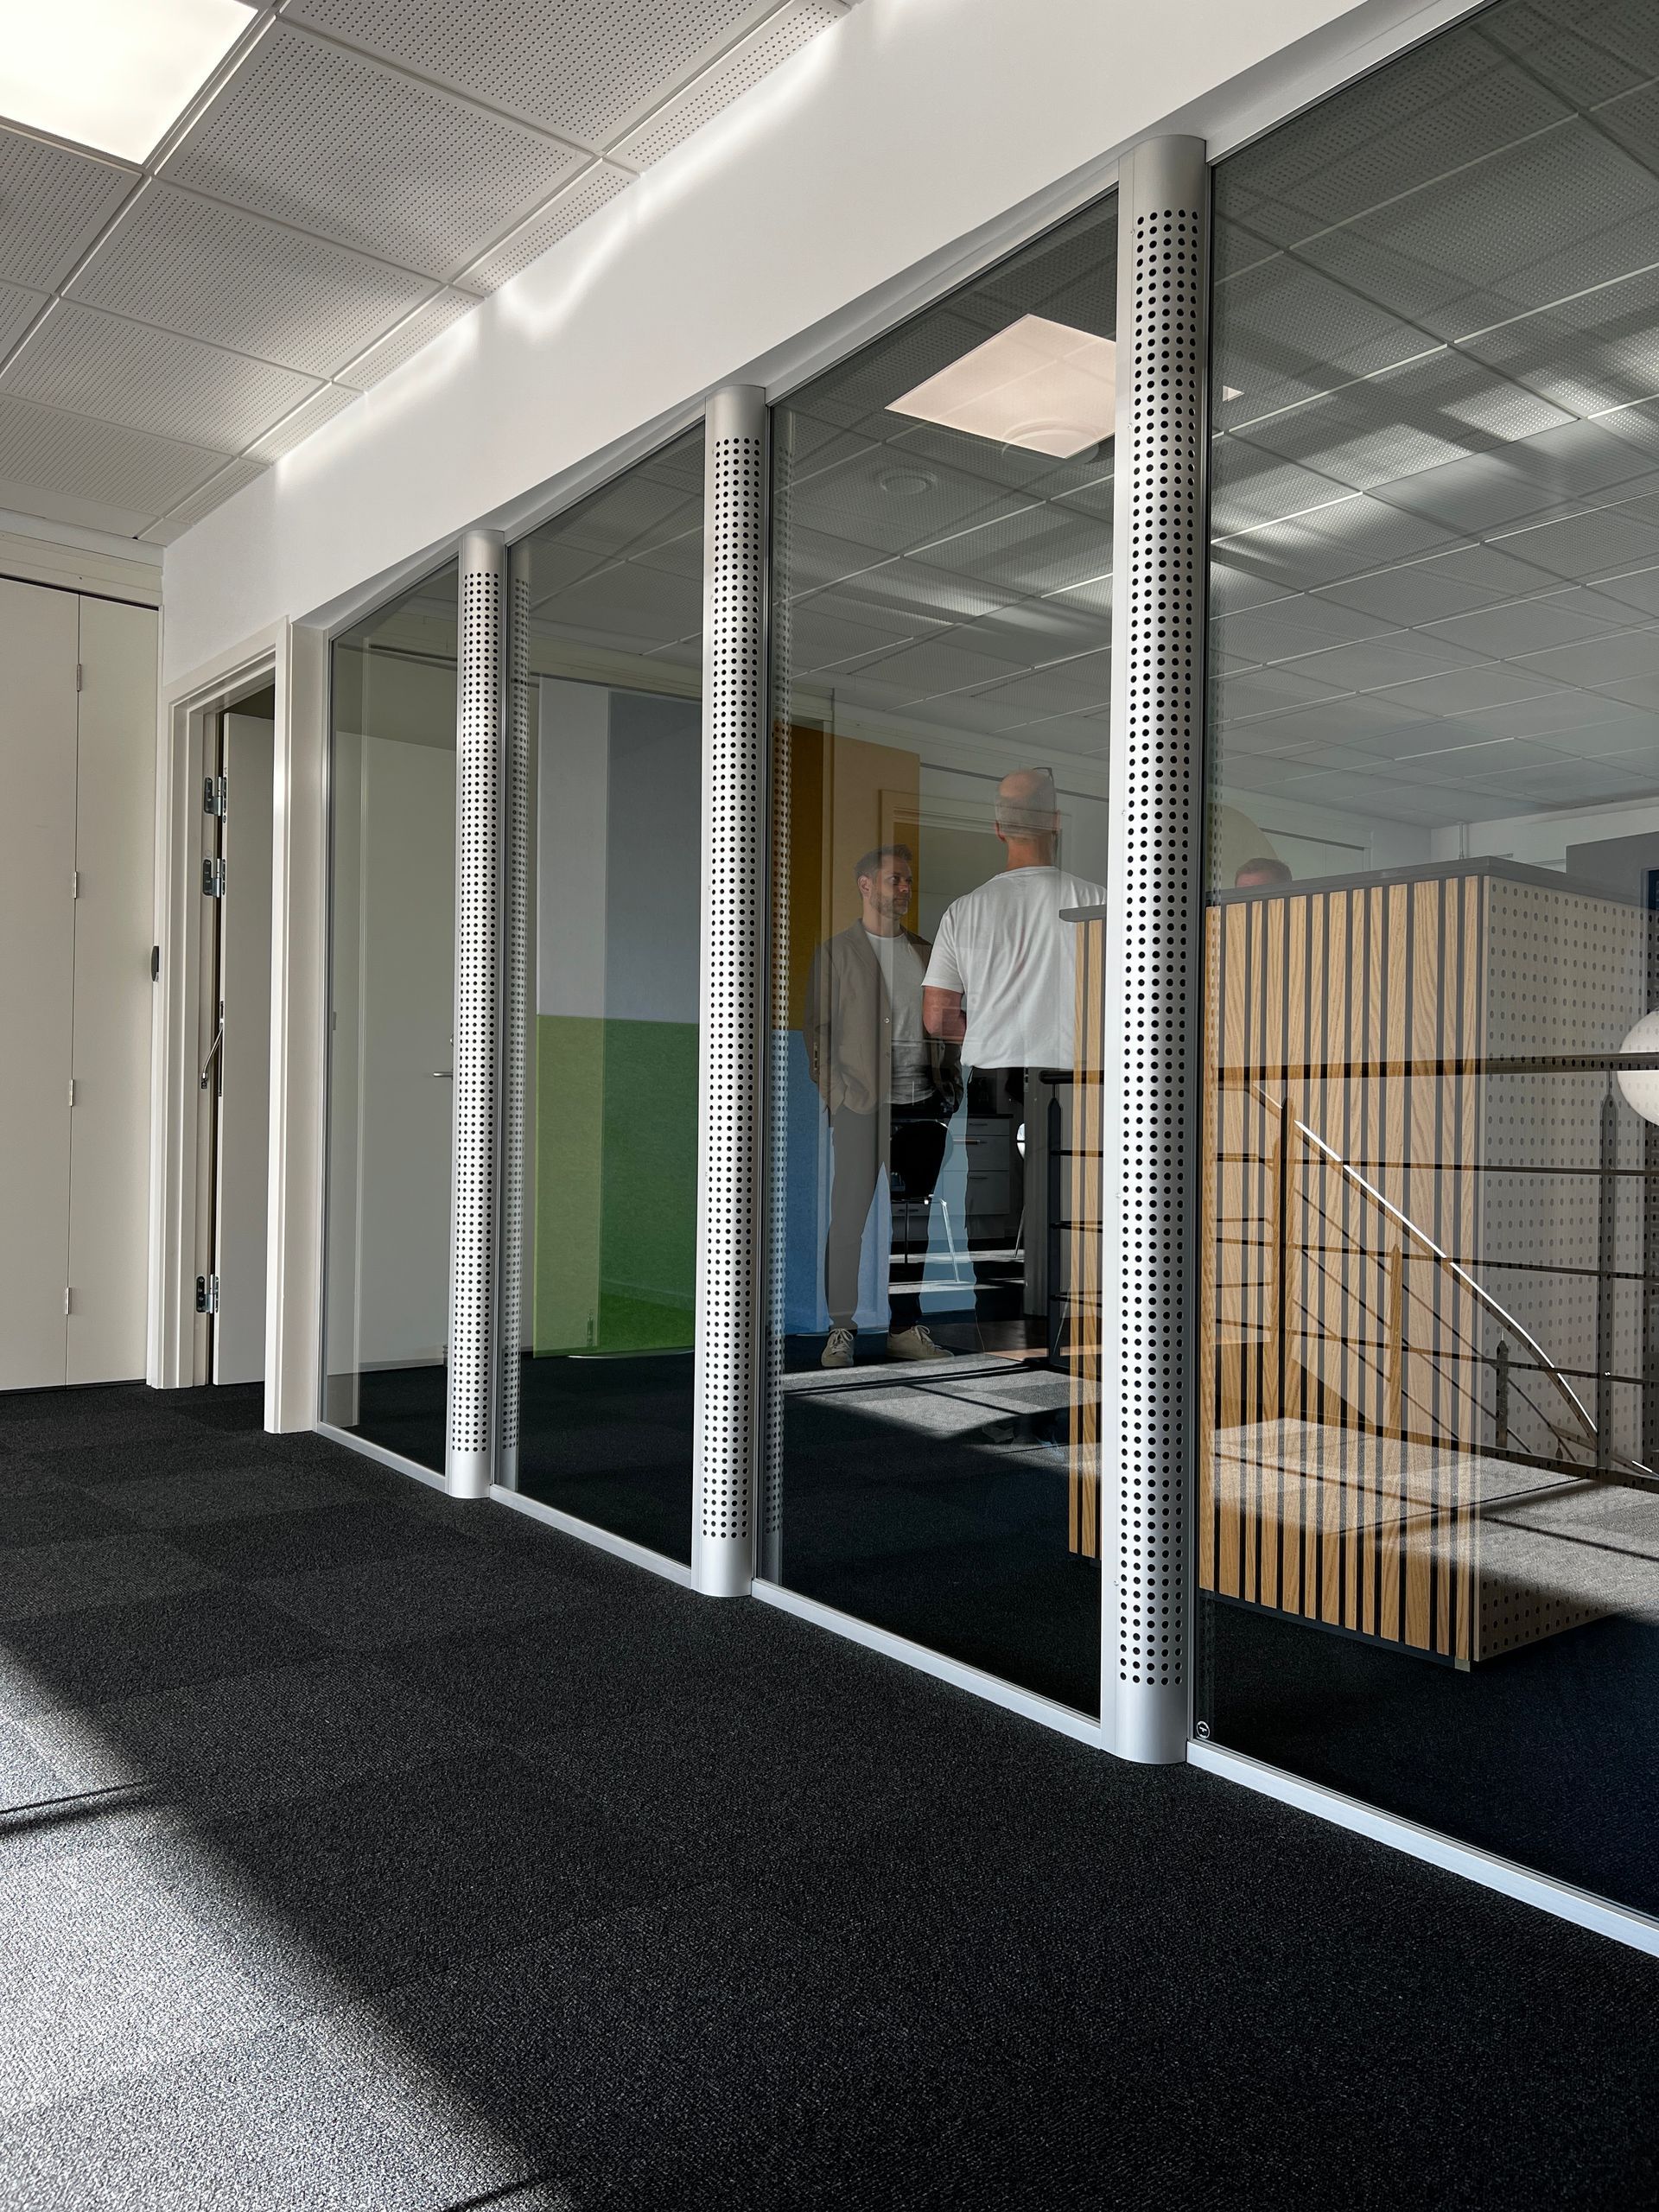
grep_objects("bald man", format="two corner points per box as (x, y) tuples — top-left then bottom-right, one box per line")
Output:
(922, 768), (1105, 1322)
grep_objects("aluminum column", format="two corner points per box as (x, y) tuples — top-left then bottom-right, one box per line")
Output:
(446, 527), (507, 1500)
(692, 385), (767, 1597)
(1102, 137), (1210, 1760)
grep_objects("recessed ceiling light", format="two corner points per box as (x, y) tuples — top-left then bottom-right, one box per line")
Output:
(0, 0), (253, 164)
(887, 315), (1116, 461)
(878, 467), (935, 497)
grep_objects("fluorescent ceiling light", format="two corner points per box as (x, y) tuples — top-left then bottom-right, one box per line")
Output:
(887, 315), (1116, 460)
(0, 0), (253, 163)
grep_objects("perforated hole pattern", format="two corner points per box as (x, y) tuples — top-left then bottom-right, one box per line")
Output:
(499, 567), (532, 1461)
(1117, 199), (1204, 1693)
(701, 428), (764, 1545)
(448, 557), (503, 1459)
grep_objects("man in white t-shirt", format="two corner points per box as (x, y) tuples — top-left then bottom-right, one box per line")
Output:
(805, 844), (963, 1370)
(922, 768), (1106, 1319)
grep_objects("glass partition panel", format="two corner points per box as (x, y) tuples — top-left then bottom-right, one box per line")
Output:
(324, 562), (458, 1471)
(765, 194), (1117, 1713)
(1198, 0), (1659, 1914)
(505, 429), (704, 1562)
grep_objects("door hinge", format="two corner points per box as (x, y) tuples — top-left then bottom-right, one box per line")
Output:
(74, 663), (83, 693)
(151, 944), (160, 982)
(64, 1287), (72, 1317)
(195, 1274), (219, 1316)
(202, 855), (226, 898)
(67, 1077), (74, 1109)
(69, 869), (79, 899)
(203, 774), (227, 818)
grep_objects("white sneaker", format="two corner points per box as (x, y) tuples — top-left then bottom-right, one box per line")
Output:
(821, 1324), (856, 1370)
(887, 1324), (951, 1362)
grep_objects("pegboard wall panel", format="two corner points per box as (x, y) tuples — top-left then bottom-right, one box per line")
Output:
(498, 554), (533, 1478)
(448, 532), (505, 1492)
(1105, 140), (1208, 1759)
(615, 2), (847, 169)
(694, 388), (766, 1590)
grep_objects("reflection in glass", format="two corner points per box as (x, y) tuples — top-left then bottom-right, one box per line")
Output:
(1198, 0), (1659, 1916)
(504, 430), (704, 1562)
(765, 196), (1117, 1713)
(323, 563), (458, 1471)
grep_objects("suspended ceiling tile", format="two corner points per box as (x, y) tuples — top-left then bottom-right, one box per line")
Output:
(613, 0), (846, 168)
(68, 182), (435, 378)
(246, 384), (361, 462)
(0, 279), (45, 359)
(337, 290), (476, 389)
(0, 391), (225, 515)
(159, 26), (584, 279)
(458, 164), (633, 292)
(141, 456), (269, 544)
(0, 126), (136, 293)
(0, 302), (320, 452)
(287, 0), (774, 148)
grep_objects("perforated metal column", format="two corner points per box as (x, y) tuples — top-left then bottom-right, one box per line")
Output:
(1102, 137), (1209, 1761)
(499, 544), (532, 1490)
(693, 386), (767, 1597)
(447, 528), (506, 1501)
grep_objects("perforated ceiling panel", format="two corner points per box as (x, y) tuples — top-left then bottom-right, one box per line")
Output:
(0, 302), (317, 452)
(160, 27), (583, 276)
(70, 183), (434, 378)
(0, 128), (135, 293)
(292, 0), (775, 147)
(0, 391), (223, 514)
(615, 0), (846, 168)
(142, 456), (267, 545)
(246, 383), (360, 462)
(337, 291), (476, 390)
(459, 165), (634, 292)
(0, 0), (860, 540)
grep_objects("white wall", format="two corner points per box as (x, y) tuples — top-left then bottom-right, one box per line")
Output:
(162, 0), (1478, 684)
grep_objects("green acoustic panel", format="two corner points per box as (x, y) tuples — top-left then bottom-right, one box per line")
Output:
(535, 1014), (698, 1355)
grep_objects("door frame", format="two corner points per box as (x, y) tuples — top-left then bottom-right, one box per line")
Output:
(149, 619), (328, 1429)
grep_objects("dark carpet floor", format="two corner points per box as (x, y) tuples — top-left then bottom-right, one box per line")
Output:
(3, 1382), (1659, 2209)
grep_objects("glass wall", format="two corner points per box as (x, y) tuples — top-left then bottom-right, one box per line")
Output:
(505, 430), (704, 1562)
(765, 195), (1117, 1713)
(1198, 0), (1659, 1915)
(324, 562), (458, 1471)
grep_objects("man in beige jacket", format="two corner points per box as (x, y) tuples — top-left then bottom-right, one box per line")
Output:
(805, 843), (963, 1370)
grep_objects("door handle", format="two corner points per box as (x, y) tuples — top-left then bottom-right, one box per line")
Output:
(200, 1022), (224, 1091)
(428, 1068), (454, 1078)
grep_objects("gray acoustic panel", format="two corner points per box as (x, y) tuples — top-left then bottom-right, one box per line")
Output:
(140, 457), (269, 544)
(0, 302), (316, 451)
(0, 280), (45, 361)
(160, 26), (584, 278)
(0, 391), (224, 514)
(614, 0), (846, 168)
(337, 291), (476, 389)
(458, 165), (634, 292)
(69, 183), (434, 378)
(0, 127), (136, 293)
(293, 0), (774, 149)
(246, 384), (360, 462)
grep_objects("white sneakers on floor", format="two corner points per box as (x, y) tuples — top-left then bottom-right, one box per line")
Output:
(820, 1322), (955, 1369)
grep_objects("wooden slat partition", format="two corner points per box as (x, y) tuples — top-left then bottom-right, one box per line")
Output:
(1199, 874), (1490, 1664)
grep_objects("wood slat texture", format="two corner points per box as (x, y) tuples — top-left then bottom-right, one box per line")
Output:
(1198, 866), (1643, 1668)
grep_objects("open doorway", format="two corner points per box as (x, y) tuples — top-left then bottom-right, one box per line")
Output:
(194, 683), (276, 1389)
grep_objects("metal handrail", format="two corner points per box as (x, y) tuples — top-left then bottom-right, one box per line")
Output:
(1253, 1084), (1652, 1478)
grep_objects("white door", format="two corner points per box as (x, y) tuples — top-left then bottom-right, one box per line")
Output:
(212, 710), (274, 1386)
(67, 596), (159, 1384)
(0, 580), (78, 1389)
